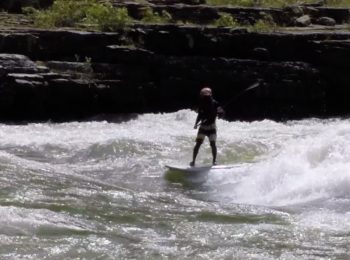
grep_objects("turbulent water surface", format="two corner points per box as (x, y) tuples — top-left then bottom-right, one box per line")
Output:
(0, 110), (349, 259)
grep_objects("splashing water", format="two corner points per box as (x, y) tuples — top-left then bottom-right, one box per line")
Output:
(0, 110), (349, 259)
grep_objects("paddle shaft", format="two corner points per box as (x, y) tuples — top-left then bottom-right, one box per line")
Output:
(195, 81), (262, 128)
(221, 80), (262, 109)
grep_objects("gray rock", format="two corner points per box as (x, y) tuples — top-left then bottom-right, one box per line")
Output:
(0, 54), (38, 73)
(303, 6), (320, 16)
(316, 16), (336, 26)
(295, 15), (312, 27)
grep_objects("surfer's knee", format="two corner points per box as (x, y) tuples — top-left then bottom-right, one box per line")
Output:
(195, 138), (203, 145)
(210, 141), (216, 147)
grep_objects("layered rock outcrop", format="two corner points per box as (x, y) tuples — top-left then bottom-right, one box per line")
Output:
(0, 1), (350, 121)
(0, 26), (350, 121)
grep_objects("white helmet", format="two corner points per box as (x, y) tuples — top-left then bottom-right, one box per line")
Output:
(200, 87), (212, 97)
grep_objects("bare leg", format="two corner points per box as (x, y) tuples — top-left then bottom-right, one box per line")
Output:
(210, 141), (217, 165)
(190, 140), (202, 166)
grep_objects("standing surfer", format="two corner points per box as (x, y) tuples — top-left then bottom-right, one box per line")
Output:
(190, 87), (224, 167)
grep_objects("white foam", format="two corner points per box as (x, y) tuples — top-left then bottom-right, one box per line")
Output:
(208, 118), (350, 206)
(1, 112), (350, 208)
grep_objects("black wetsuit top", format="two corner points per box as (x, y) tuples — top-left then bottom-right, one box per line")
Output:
(196, 97), (220, 126)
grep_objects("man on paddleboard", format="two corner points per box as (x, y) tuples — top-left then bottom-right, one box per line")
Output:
(190, 87), (224, 167)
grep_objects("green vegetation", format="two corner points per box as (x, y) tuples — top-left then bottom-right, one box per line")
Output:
(214, 13), (239, 27)
(321, 0), (347, 6)
(140, 7), (172, 24)
(248, 19), (277, 32)
(26, 0), (174, 31)
(326, 0), (350, 6)
(27, 0), (132, 31)
(248, 14), (277, 32)
(23, 0), (350, 32)
(85, 3), (132, 31)
(212, 12), (278, 32)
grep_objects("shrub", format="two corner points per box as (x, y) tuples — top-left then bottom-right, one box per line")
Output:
(29, 0), (132, 30)
(214, 13), (239, 27)
(86, 4), (132, 31)
(140, 7), (172, 24)
(33, 0), (95, 27)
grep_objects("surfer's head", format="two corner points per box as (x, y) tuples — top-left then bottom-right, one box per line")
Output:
(200, 87), (212, 97)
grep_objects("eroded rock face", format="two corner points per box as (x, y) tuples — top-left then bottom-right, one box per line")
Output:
(0, 1), (349, 121)
(0, 26), (350, 121)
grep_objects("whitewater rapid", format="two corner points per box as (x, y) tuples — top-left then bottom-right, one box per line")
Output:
(0, 110), (349, 259)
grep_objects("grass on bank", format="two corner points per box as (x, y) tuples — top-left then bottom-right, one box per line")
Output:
(24, 0), (350, 32)
(25, 0), (278, 31)
(25, 0), (173, 31)
(24, 0), (132, 30)
(214, 13), (240, 27)
(214, 12), (278, 32)
(248, 15), (278, 32)
(140, 7), (172, 24)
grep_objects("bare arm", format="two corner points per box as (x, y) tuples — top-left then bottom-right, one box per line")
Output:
(217, 106), (225, 119)
(194, 114), (201, 129)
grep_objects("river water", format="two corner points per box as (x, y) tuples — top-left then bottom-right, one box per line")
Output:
(0, 110), (349, 259)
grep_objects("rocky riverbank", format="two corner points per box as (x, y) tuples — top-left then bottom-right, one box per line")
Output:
(0, 1), (350, 121)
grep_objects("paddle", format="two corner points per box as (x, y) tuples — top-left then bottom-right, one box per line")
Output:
(194, 80), (263, 128)
(221, 80), (263, 109)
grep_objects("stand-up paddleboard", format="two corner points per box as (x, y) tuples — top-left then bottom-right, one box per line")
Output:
(164, 163), (249, 185)
(165, 164), (244, 173)
(165, 165), (212, 173)
(164, 165), (210, 185)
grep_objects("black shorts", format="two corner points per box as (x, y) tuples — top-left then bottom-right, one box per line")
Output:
(196, 124), (217, 142)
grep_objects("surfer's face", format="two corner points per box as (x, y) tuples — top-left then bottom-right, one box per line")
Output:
(201, 95), (212, 102)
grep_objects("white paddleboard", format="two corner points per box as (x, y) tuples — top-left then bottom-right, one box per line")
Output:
(165, 164), (243, 173)
(165, 165), (212, 173)
(164, 163), (249, 185)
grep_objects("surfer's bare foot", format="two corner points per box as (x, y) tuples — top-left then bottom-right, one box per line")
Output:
(212, 161), (217, 165)
(190, 161), (195, 167)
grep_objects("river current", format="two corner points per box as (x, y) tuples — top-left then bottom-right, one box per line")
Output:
(0, 110), (349, 259)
